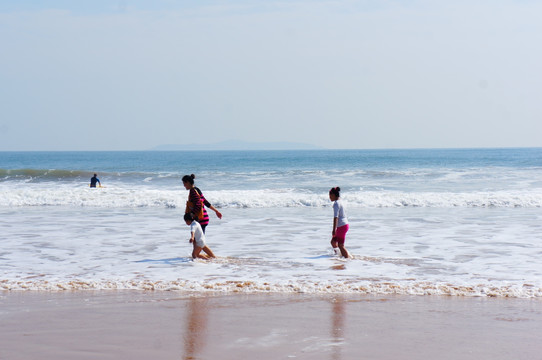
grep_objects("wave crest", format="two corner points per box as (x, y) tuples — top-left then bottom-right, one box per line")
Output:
(1, 187), (542, 208)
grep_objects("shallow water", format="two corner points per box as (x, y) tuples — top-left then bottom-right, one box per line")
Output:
(1, 149), (542, 297)
(1, 206), (541, 297)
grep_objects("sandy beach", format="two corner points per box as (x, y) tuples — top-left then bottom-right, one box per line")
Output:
(1, 291), (540, 360)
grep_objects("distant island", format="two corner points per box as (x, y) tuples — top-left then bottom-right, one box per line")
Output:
(151, 140), (323, 151)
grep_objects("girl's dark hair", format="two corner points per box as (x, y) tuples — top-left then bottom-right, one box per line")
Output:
(184, 213), (193, 221)
(182, 174), (196, 185)
(329, 187), (341, 197)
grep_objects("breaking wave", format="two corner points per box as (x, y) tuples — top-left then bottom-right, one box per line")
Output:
(1, 187), (542, 208)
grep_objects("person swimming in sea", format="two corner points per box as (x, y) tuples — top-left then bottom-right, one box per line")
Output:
(90, 174), (101, 188)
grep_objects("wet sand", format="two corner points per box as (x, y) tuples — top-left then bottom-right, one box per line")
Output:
(1, 291), (541, 360)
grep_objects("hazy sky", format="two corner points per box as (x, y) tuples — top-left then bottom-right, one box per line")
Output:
(1, 0), (541, 151)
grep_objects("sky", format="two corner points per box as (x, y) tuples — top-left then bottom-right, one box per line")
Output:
(1, 0), (541, 151)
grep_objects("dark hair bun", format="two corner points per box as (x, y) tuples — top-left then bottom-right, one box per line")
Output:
(329, 187), (341, 197)
(182, 174), (196, 184)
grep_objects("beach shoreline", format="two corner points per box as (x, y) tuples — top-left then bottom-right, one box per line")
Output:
(1, 291), (540, 360)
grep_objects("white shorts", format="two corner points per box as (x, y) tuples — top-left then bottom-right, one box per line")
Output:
(194, 236), (206, 249)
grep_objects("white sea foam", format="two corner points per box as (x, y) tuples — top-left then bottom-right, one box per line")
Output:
(2, 184), (542, 208)
(2, 279), (540, 298)
(1, 206), (541, 298)
(3, 150), (542, 298)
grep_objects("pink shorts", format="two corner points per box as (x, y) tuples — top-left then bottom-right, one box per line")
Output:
(333, 224), (349, 245)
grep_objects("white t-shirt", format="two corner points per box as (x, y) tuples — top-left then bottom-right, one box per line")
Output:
(333, 200), (348, 227)
(190, 221), (206, 248)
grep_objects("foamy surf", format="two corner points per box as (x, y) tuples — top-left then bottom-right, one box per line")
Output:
(2, 150), (542, 300)
(2, 186), (542, 208)
(2, 278), (540, 298)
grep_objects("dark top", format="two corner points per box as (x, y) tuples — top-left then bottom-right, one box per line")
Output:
(90, 176), (100, 187)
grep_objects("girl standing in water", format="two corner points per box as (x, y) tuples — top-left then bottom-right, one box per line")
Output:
(182, 174), (222, 234)
(329, 187), (350, 258)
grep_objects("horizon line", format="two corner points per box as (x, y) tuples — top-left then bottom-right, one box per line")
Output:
(1, 146), (541, 152)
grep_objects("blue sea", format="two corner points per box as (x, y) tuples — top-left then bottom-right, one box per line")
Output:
(1, 148), (542, 297)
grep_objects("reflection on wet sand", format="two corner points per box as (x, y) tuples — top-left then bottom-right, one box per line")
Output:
(331, 297), (346, 360)
(183, 296), (209, 360)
